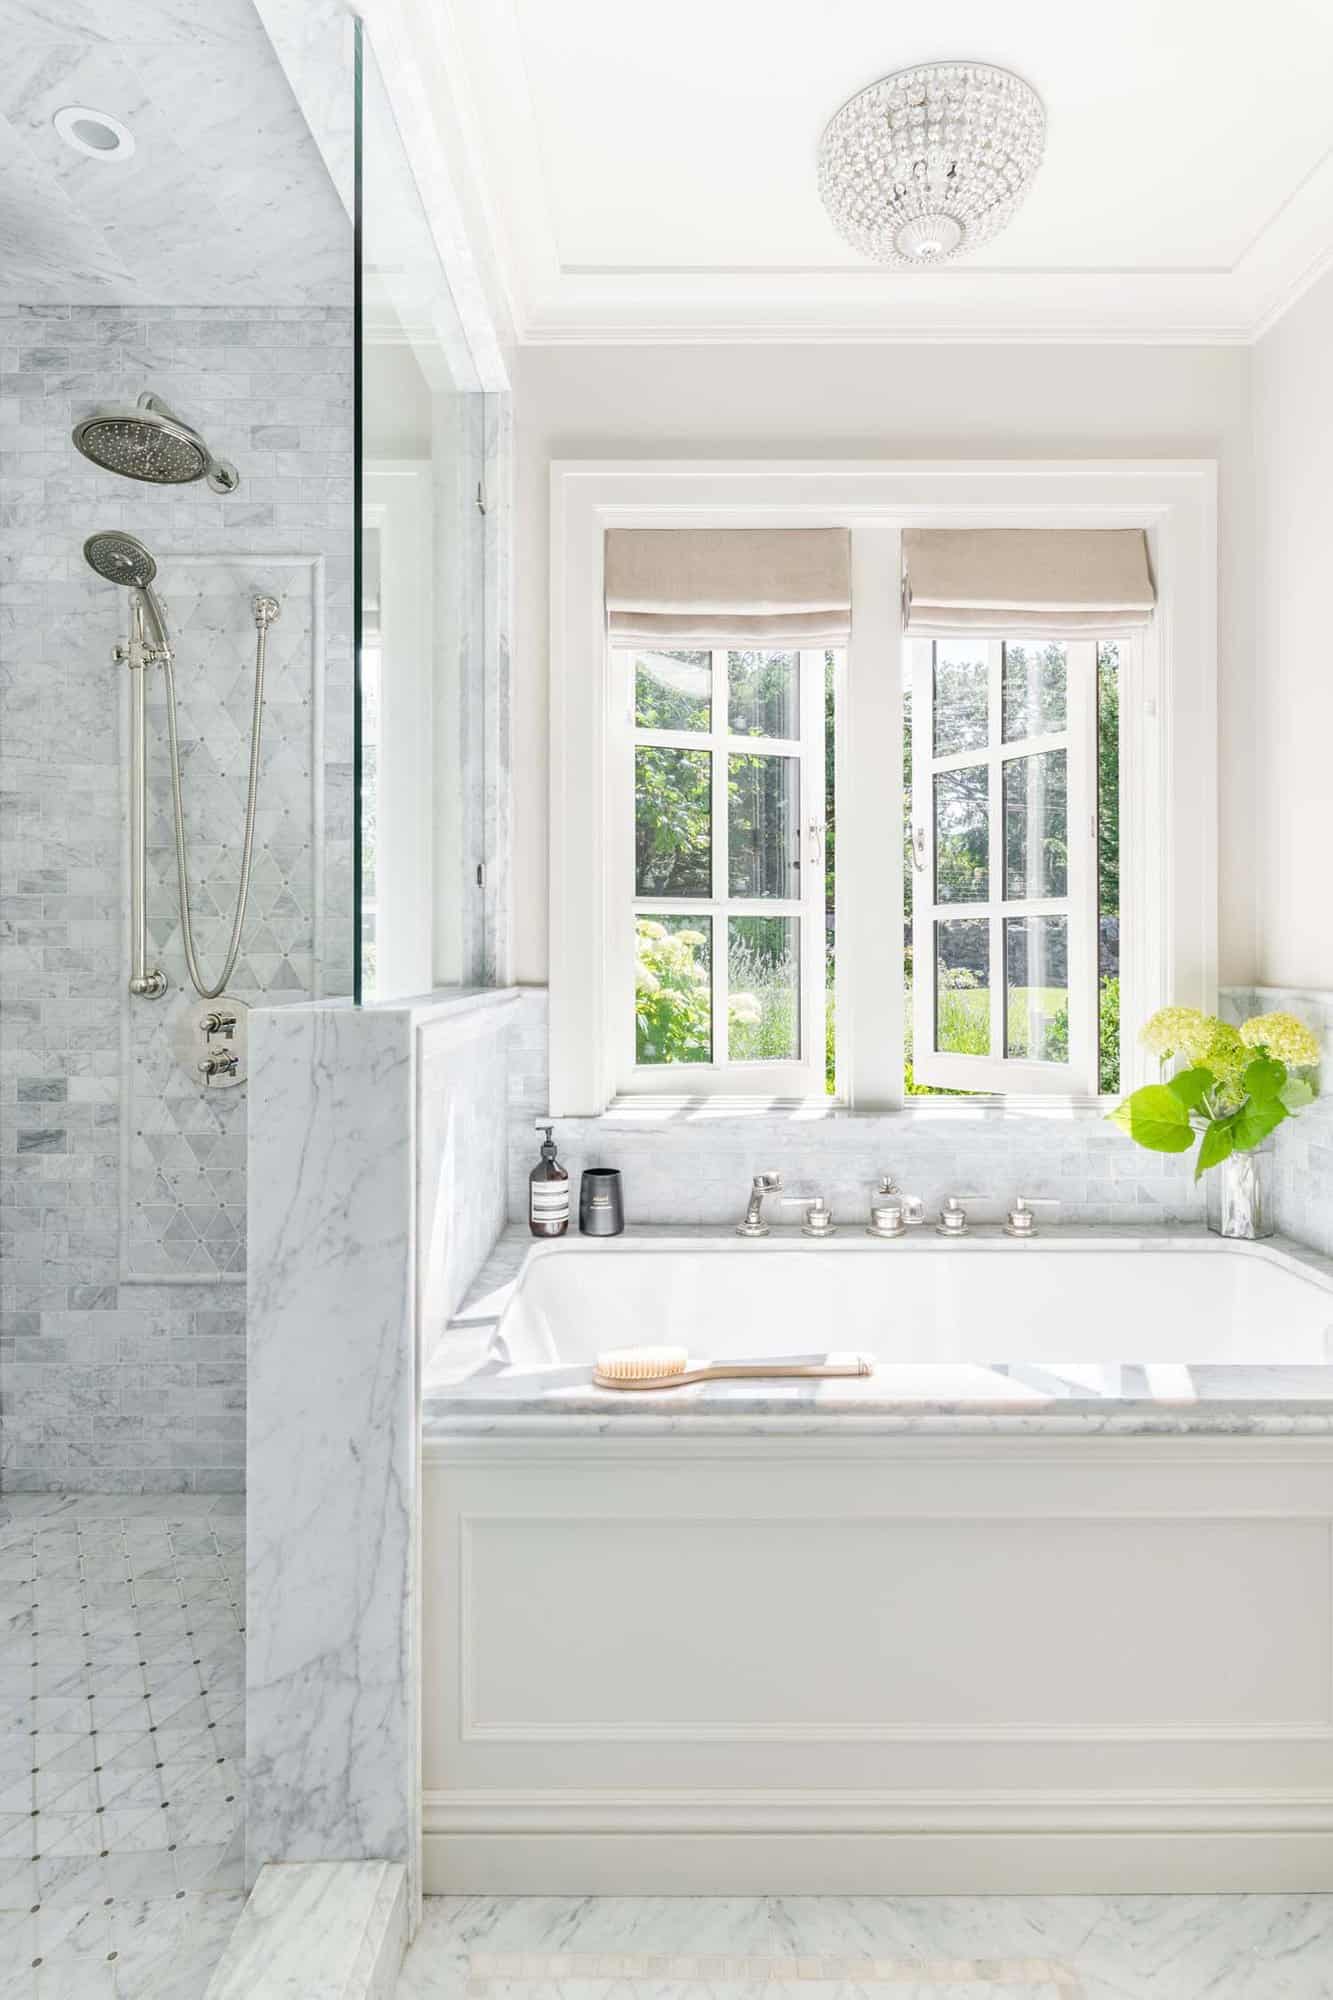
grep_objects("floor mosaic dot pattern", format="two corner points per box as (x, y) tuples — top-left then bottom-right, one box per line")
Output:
(0, 1494), (245, 1997)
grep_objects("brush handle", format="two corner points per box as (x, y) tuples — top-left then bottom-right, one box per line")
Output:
(594, 1358), (872, 1392)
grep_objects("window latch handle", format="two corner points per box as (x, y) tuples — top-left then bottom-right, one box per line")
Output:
(911, 825), (927, 873)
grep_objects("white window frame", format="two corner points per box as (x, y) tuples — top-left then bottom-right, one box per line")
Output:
(549, 460), (1217, 1117)
(909, 635), (1099, 1096)
(612, 644), (829, 1096)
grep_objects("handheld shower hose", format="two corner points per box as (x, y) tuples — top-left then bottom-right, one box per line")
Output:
(82, 531), (278, 1001)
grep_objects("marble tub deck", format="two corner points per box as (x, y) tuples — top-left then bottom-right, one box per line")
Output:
(424, 1226), (1333, 1437)
(396, 1893), (1333, 2000)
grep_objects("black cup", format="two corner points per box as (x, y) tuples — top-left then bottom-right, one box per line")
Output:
(579, 1167), (624, 1236)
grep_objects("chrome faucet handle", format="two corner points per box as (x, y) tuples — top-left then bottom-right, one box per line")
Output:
(781, 1193), (836, 1237)
(868, 1176), (925, 1239)
(736, 1171), (783, 1238)
(1005, 1195), (1059, 1239)
(936, 1193), (984, 1238)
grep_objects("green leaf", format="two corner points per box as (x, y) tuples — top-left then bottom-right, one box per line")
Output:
(1107, 1084), (1195, 1154)
(1168, 1066), (1213, 1111)
(1243, 1056), (1286, 1102)
(1280, 1076), (1316, 1113)
(1232, 1096), (1288, 1151)
(1195, 1117), (1235, 1181)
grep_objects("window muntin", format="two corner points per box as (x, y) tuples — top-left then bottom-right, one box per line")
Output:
(619, 646), (830, 1094)
(910, 637), (1100, 1095)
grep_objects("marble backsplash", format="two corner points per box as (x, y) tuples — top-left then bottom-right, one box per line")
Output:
(504, 990), (1206, 1231)
(0, 301), (353, 1490)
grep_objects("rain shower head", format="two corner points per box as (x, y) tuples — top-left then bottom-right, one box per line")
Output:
(72, 392), (239, 493)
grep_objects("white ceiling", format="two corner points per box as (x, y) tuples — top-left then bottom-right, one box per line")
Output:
(0, 0), (349, 305)
(436, 0), (1333, 343)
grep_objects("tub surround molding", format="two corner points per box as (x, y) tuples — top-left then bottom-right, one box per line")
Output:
(423, 1424), (1333, 1892)
(245, 987), (515, 1914)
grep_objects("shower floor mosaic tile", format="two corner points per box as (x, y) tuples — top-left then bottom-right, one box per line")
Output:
(396, 1896), (1333, 2000)
(0, 1493), (245, 1996)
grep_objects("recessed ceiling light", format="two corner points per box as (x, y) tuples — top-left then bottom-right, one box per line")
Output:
(53, 105), (136, 162)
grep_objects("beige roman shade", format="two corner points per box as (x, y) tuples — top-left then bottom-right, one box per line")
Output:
(605, 528), (852, 645)
(902, 528), (1156, 636)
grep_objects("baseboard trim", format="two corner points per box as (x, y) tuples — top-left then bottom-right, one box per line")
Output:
(422, 1791), (1333, 1893)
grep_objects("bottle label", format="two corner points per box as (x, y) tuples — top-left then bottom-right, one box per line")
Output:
(531, 1184), (570, 1224)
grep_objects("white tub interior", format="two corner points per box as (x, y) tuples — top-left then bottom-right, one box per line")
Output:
(492, 1239), (1333, 1371)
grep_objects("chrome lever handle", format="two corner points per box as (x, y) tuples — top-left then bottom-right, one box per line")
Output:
(780, 1193), (836, 1236)
(936, 1193), (985, 1237)
(1005, 1195), (1060, 1238)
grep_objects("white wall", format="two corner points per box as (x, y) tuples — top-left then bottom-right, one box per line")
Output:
(512, 341), (1256, 988)
(1254, 265), (1333, 989)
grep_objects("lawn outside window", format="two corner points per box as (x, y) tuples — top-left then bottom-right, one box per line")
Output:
(547, 462), (1216, 1117)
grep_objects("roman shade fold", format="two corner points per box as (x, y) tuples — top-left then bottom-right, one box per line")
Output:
(605, 528), (852, 645)
(902, 528), (1156, 636)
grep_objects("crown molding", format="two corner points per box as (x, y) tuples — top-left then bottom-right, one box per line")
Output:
(396, 0), (1333, 349)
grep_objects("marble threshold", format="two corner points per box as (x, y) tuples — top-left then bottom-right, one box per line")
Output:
(203, 1860), (407, 2000)
(423, 1225), (1333, 1438)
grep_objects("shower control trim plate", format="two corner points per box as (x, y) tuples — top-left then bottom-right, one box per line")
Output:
(174, 994), (249, 1090)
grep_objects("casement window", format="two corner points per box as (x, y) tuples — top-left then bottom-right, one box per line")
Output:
(548, 463), (1216, 1117)
(611, 645), (833, 1096)
(907, 636), (1102, 1096)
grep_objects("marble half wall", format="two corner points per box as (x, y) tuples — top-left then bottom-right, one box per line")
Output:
(245, 987), (516, 1911)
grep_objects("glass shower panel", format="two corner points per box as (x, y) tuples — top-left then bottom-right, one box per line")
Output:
(357, 28), (485, 1002)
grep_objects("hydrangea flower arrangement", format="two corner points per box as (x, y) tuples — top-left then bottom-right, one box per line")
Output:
(1109, 1007), (1320, 1177)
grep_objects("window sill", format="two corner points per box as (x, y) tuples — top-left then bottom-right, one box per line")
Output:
(592, 1093), (1117, 1125)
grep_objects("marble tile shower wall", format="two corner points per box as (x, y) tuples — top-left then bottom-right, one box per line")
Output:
(1220, 985), (1333, 1256)
(0, 302), (353, 1492)
(504, 990), (1205, 1228)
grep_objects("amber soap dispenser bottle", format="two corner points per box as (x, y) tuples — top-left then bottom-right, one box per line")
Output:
(529, 1122), (570, 1238)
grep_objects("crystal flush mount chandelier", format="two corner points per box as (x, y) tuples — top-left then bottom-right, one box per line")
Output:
(818, 61), (1046, 266)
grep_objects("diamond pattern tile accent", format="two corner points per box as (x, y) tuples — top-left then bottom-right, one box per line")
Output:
(0, 1494), (245, 1995)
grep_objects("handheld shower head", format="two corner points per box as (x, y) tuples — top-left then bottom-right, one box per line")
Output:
(83, 531), (172, 655)
(72, 392), (239, 493)
(83, 529), (158, 591)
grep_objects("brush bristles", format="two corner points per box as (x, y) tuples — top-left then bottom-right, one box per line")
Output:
(595, 1345), (689, 1382)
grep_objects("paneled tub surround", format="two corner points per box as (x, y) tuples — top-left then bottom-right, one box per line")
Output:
(422, 1226), (1333, 1896)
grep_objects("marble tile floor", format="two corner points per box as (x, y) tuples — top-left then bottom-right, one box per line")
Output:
(0, 1493), (246, 1998)
(396, 1896), (1333, 2000)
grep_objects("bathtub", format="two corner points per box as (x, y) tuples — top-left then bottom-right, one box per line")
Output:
(422, 1230), (1333, 1895)
(488, 1234), (1333, 1372)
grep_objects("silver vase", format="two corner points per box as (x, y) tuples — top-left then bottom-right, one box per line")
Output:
(1205, 1138), (1276, 1240)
